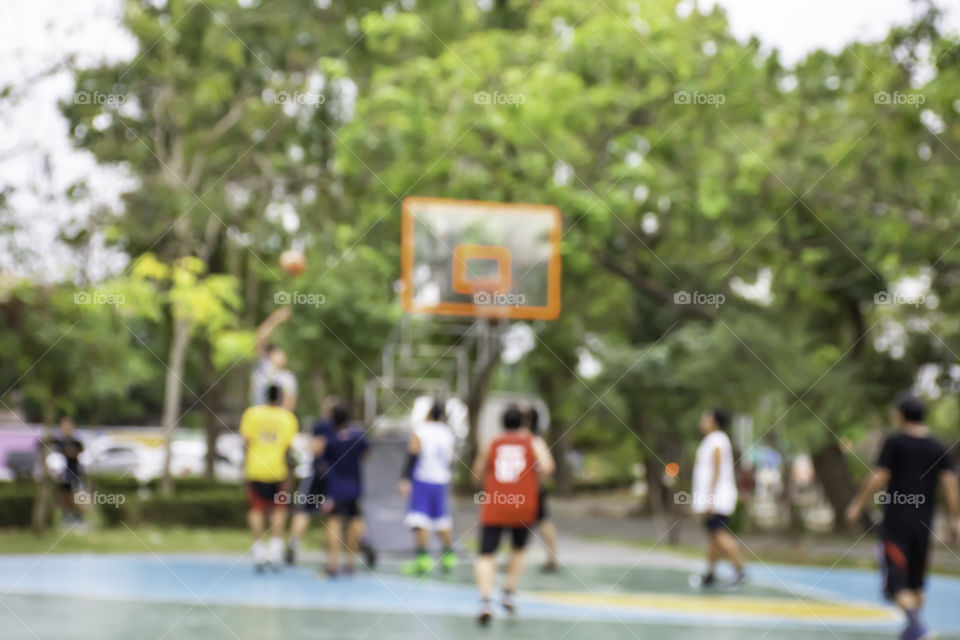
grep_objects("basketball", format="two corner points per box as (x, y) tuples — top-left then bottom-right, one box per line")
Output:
(279, 250), (306, 276)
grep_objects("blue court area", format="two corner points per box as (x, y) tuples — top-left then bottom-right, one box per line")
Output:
(1, 553), (958, 639)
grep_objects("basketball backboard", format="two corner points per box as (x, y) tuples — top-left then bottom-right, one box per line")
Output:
(400, 197), (562, 320)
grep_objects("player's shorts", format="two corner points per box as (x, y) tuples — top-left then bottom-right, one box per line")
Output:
(296, 473), (327, 515)
(246, 480), (289, 512)
(703, 514), (731, 532)
(536, 487), (549, 523)
(880, 528), (930, 598)
(479, 525), (530, 555)
(404, 480), (452, 531)
(58, 479), (81, 493)
(328, 498), (362, 519)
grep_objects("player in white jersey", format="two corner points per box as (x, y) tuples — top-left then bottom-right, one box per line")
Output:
(398, 400), (458, 574)
(689, 408), (747, 588)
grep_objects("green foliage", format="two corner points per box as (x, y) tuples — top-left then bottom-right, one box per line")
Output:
(2, 0), (958, 490)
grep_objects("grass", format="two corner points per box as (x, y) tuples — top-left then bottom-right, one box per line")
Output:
(0, 526), (253, 555)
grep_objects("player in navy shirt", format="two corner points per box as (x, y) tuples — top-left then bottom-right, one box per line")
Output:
(317, 402), (375, 575)
(286, 396), (337, 565)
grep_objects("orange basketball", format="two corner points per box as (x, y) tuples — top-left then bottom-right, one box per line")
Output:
(279, 250), (306, 275)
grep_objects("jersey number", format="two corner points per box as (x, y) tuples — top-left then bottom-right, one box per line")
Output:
(494, 445), (526, 483)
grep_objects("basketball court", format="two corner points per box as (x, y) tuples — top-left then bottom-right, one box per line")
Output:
(2, 550), (959, 639)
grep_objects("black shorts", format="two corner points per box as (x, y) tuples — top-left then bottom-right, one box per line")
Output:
(479, 525), (530, 555)
(329, 498), (362, 519)
(881, 528), (930, 597)
(704, 514), (731, 532)
(536, 487), (549, 522)
(246, 480), (289, 511)
(297, 474), (327, 515)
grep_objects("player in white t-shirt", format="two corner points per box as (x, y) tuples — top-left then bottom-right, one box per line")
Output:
(689, 408), (747, 588)
(398, 401), (457, 575)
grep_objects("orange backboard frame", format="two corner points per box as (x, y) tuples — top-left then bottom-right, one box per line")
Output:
(401, 196), (562, 320)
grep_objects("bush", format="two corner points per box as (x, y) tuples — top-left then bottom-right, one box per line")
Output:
(0, 479), (248, 529)
(0, 483), (38, 527)
(89, 476), (247, 528)
(138, 492), (248, 528)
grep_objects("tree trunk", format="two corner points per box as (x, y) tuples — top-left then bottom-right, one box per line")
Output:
(550, 421), (574, 495)
(811, 439), (858, 531)
(203, 405), (218, 480)
(645, 455), (665, 517)
(311, 369), (327, 417)
(161, 316), (191, 495)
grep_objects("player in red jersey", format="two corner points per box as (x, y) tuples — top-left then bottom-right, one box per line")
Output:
(471, 404), (555, 626)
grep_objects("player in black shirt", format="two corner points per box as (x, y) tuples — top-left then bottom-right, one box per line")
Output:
(53, 416), (85, 525)
(846, 394), (960, 640)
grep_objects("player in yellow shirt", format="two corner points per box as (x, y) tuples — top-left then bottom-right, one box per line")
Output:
(240, 384), (299, 572)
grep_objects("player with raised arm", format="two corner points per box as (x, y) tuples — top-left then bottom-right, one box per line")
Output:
(239, 384), (299, 572)
(472, 405), (555, 626)
(251, 307), (298, 412)
(689, 408), (747, 589)
(399, 400), (458, 575)
(846, 394), (960, 640)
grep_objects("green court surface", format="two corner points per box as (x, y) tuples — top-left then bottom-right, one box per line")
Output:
(0, 595), (914, 640)
(2, 554), (957, 639)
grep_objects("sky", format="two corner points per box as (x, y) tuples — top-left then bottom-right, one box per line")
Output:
(1, 0), (958, 281)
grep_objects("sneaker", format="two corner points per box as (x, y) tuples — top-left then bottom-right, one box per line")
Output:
(324, 566), (340, 579)
(402, 553), (432, 576)
(285, 545), (296, 566)
(360, 540), (377, 569)
(688, 572), (715, 589)
(722, 571), (748, 589)
(441, 551), (458, 573)
(501, 592), (517, 615)
(254, 563), (266, 574)
(477, 601), (493, 626)
(541, 561), (558, 573)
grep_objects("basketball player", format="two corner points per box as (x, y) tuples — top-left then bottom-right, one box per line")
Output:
(526, 407), (558, 572)
(239, 384), (299, 572)
(399, 400), (457, 574)
(846, 394), (960, 640)
(689, 408), (747, 588)
(472, 405), (555, 625)
(252, 307), (298, 412)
